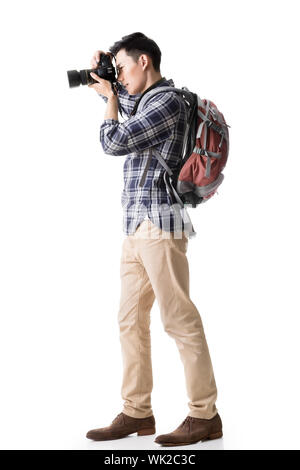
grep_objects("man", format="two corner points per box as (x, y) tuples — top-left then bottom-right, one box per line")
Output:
(86, 32), (222, 446)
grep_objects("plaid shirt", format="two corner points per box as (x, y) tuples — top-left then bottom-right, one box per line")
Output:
(98, 78), (195, 238)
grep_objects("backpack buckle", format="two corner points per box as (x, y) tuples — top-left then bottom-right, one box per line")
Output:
(206, 120), (223, 134)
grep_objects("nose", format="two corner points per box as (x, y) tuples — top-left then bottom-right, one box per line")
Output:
(117, 70), (124, 84)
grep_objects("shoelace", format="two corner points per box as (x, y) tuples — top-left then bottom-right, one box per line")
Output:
(111, 413), (124, 425)
(179, 416), (193, 431)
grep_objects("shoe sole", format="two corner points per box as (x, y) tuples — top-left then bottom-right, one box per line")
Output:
(86, 427), (156, 441)
(156, 431), (223, 446)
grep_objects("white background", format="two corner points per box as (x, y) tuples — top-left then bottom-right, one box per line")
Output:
(0, 0), (299, 450)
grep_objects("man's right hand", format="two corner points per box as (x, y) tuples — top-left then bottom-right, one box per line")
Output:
(90, 50), (114, 69)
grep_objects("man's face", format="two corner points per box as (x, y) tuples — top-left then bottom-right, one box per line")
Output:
(115, 49), (147, 95)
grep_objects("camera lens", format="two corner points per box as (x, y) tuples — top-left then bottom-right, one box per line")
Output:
(79, 69), (92, 86)
(67, 70), (82, 88)
(67, 69), (95, 87)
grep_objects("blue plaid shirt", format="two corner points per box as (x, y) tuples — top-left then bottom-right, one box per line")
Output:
(98, 78), (195, 238)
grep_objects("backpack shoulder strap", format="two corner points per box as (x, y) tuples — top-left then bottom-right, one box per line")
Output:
(136, 86), (194, 113)
(137, 86), (196, 188)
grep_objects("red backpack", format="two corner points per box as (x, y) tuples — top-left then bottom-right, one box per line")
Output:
(137, 86), (230, 208)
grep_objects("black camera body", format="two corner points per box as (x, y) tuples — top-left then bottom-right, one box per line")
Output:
(67, 53), (116, 88)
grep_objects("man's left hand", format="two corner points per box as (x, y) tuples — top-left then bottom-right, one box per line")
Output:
(88, 72), (115, 98)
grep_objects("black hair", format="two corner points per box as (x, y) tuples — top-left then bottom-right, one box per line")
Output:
(109, 32), (161, 72)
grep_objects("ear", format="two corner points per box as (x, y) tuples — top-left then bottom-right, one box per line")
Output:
(139, 53), (151, 70)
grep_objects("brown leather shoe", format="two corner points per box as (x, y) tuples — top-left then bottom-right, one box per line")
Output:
(86, 412), (156, 441)
(155, 413), (222, 446)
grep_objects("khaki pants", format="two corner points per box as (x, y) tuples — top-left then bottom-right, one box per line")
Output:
(118, 219), (218, 419)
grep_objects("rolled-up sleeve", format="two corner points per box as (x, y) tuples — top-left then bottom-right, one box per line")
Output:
(99, 92), (180, 156)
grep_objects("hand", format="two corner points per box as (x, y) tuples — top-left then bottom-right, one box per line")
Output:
(88, 72), (115, 99)
(89, 50), (116, 98)
(90, 50), (114, 69)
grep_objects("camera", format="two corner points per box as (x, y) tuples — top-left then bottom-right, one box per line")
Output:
(67, 53), (117, 91)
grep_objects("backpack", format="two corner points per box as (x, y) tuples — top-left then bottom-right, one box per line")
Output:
(135, 86), (230, 209)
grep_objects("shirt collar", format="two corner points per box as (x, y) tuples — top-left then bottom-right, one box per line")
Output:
(161, 78), (174, 87)
(145, 77), (175, 90)
(117, 78), (175, 96)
